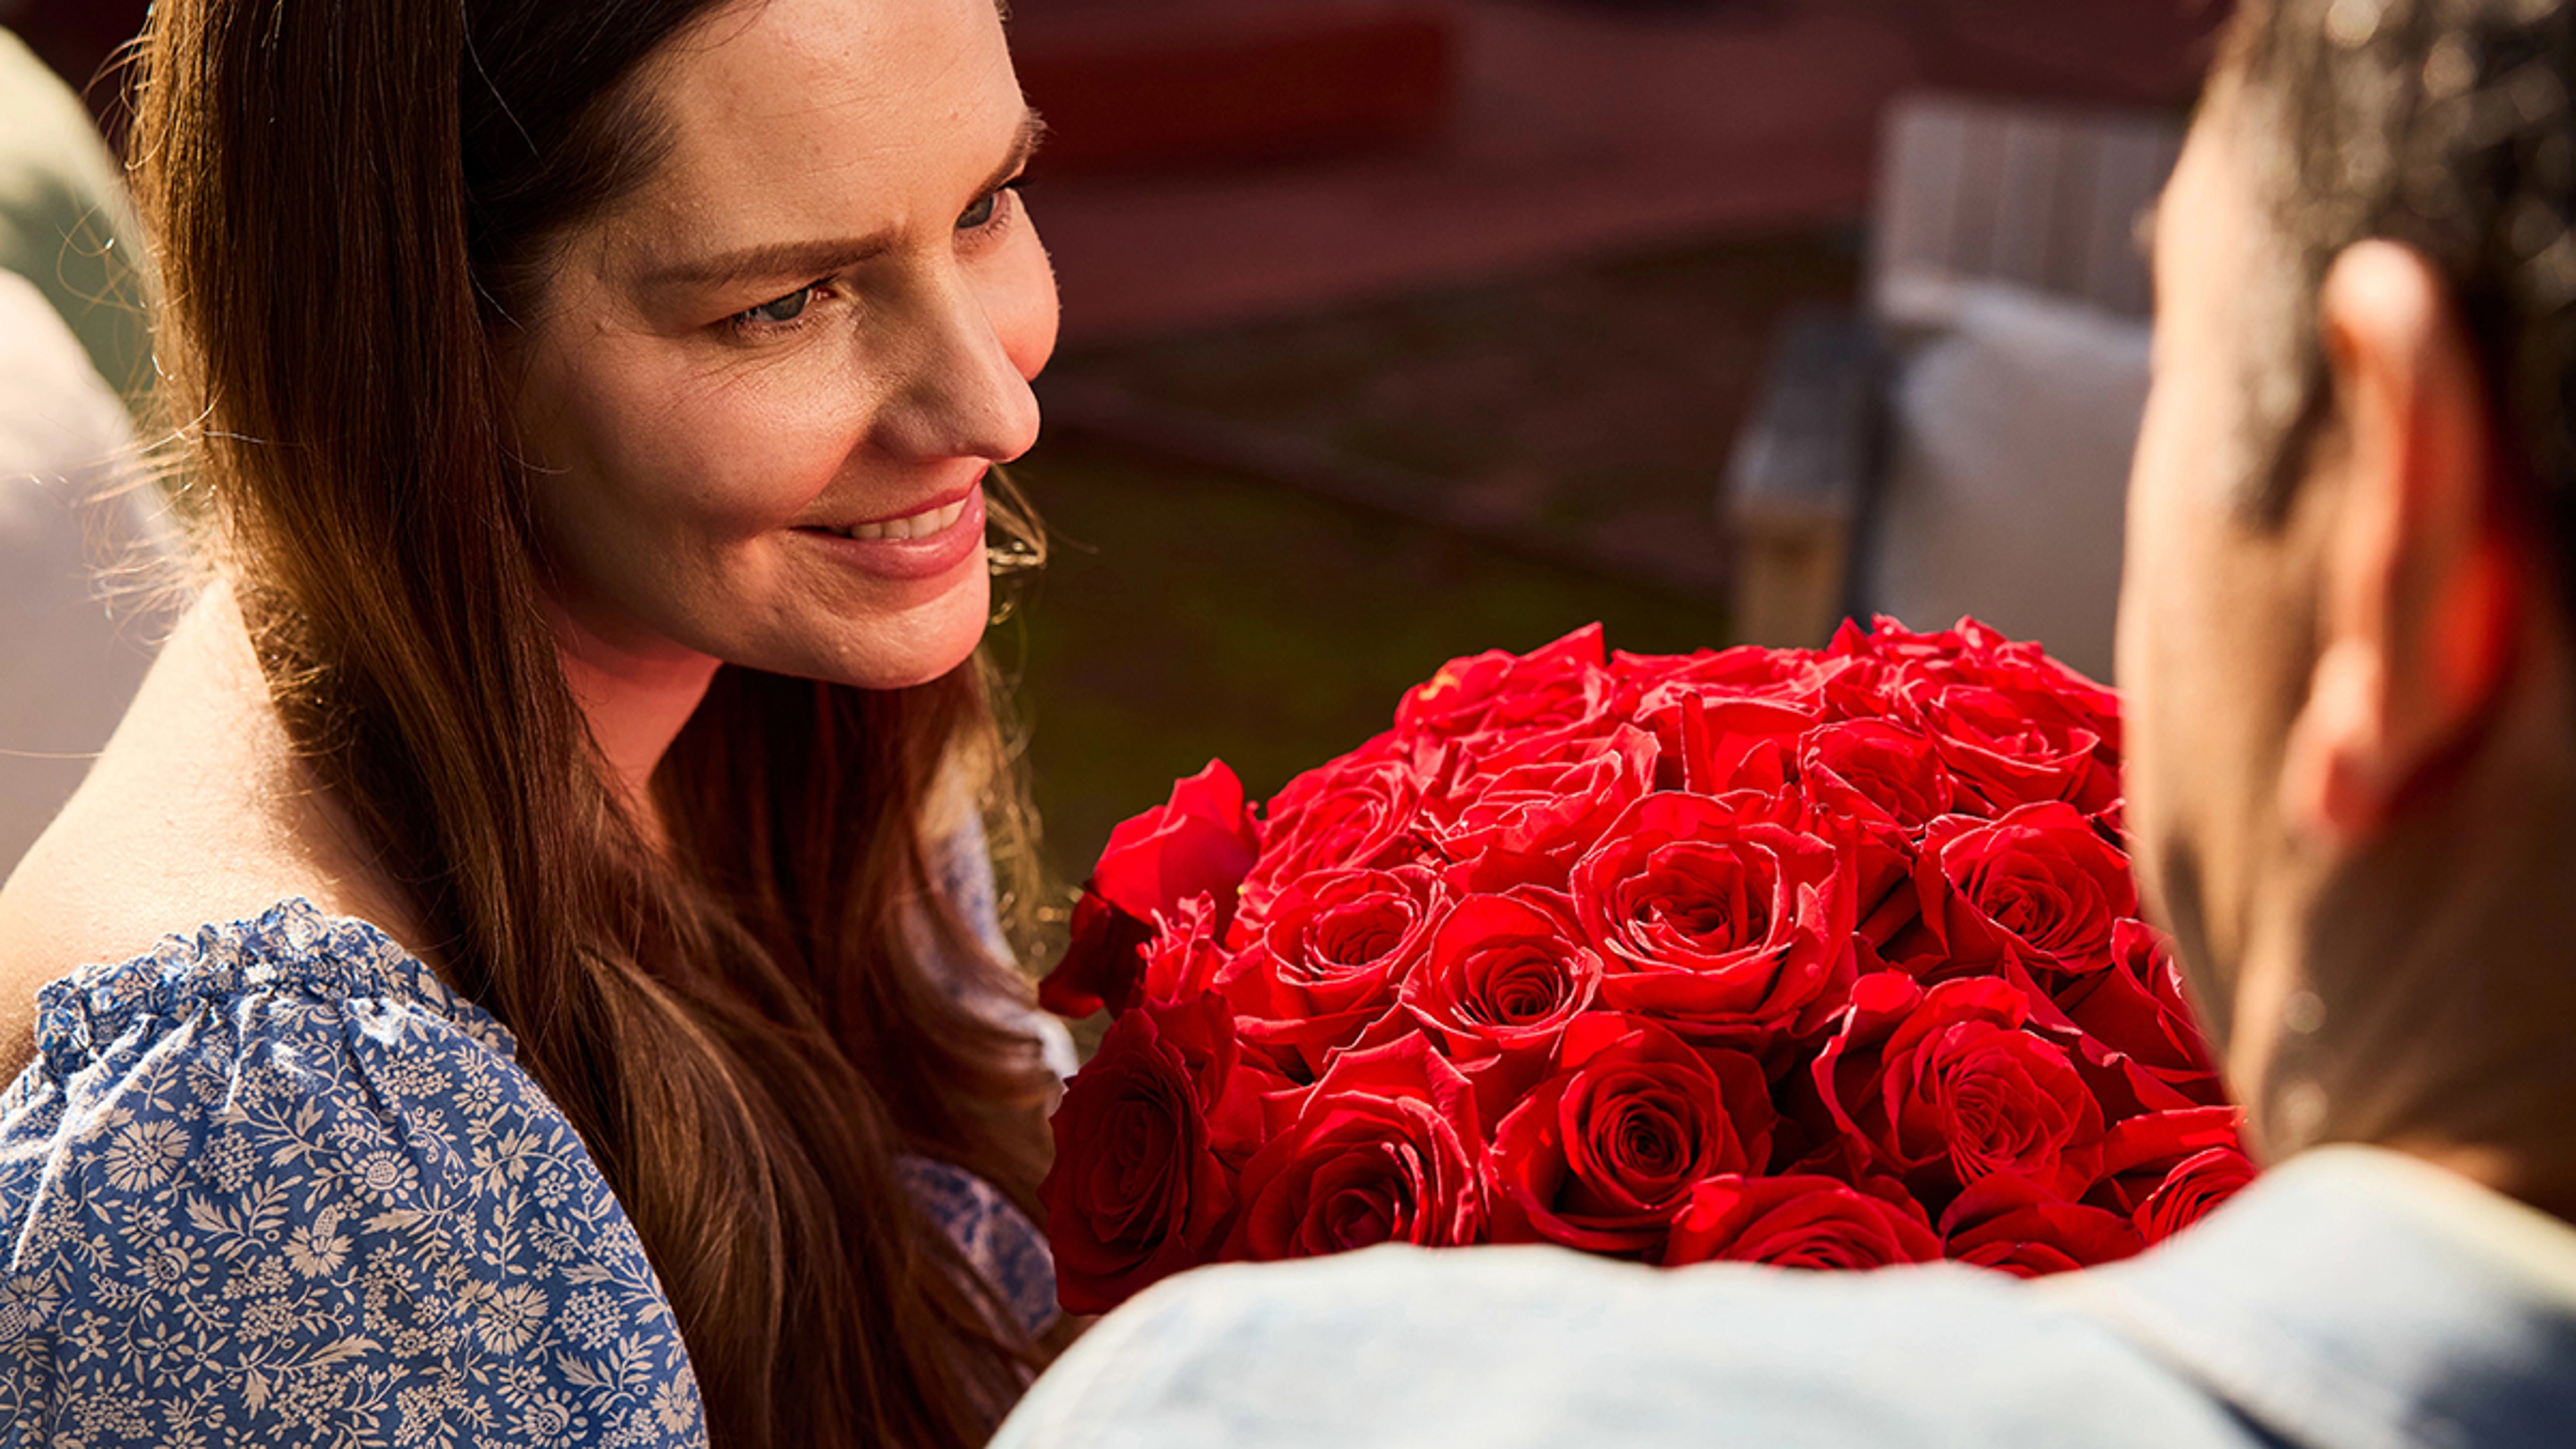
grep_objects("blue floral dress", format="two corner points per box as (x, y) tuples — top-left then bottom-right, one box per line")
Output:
(0, 897), (1060, 1446)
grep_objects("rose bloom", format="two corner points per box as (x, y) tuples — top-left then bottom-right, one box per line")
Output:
(1394, 624), (1635, 769)
(1240, 750), (1432, 924)
(1435, 730), (1658, 897)
(1229, 1036), (1487, 1260)
(1797, 720), (1956, 837)
(1915, 679), (2119, 816)
(1226, 864), (1447, 1079)
(2050, 920), (2229, 1108)
(1134, 892), (1232, 1008)
(1040, 761), (1258, 1018)
(1488, 1015), (1775, 1256)
(1576, 796), (1858, 1050)
(1815, 975), (2106, 1202)
(2135, 1145), (2257, 1244)
(1620, 638), (1849, 712)
(2089, 1106), (2246, 1217)
(1042, 996), (1244, 1311)
(1939, 1171), (2141, 1277)
(1091, 760), (1260, 927)
(1632, 688), (1815, 796)
(1919, 802), (2138, 977)
(1663, 1174), (1941, 1270)
(1399, 890), (1603, 1069)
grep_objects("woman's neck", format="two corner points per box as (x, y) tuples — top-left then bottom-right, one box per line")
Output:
(543, 596), (722, 829)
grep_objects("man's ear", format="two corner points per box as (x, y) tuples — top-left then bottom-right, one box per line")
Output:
(2277, 241), (2522, 847)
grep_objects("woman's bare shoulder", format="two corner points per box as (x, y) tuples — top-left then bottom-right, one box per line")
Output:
(0, 589), (419, 1077)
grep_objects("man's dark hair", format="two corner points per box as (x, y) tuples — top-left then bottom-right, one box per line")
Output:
(2229, 0), (2576, 585)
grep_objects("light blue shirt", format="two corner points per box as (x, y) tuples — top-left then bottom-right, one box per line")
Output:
(996, 1146), (2576, 1448)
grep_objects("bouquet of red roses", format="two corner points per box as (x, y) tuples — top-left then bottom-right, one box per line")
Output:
(1037, 619), (2251, 1314)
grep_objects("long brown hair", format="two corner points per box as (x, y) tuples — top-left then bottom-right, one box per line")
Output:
(125, 0), (1057, 1442)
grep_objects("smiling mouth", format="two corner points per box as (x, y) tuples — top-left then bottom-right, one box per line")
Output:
(804, 494), (974, 543)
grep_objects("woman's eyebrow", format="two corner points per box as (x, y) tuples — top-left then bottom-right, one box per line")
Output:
(637, 110), (1049, 297)
(998, 109), (1050, 188)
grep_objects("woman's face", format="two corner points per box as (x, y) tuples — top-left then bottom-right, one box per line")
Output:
(512, 0), (1055, 692)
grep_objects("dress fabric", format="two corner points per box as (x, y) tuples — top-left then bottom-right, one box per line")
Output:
(0, 897), (1058, 1447)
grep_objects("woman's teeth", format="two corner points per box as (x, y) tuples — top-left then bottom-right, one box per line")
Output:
(835, 497), (969, 541)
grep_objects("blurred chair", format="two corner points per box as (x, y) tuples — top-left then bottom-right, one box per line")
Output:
(1725, 93), (2182, 682)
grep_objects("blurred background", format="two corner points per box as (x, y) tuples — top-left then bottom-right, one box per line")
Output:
(1, 0), (2229, 908)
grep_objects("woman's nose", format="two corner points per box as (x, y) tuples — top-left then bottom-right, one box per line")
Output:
(869, 268), (1046, 466)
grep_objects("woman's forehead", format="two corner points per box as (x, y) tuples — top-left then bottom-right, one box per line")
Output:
(623, 0), (1021, 229)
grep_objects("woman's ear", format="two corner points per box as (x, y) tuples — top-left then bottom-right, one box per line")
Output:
(2277, 241), (2522, 847)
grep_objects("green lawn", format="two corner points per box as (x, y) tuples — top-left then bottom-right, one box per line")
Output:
(1000, 433), (1733, 896)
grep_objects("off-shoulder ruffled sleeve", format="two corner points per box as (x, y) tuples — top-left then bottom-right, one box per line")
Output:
(0, 900), (708, 1448)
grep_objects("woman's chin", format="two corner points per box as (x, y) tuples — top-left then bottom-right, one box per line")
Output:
(783, 572), (994, 692)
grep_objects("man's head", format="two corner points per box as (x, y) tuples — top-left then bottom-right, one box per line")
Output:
(2124, 0), (2576, 1206)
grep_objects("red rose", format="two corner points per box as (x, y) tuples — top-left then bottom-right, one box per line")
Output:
(1489, 1015), (1776, 1256)
(2135, 1144), (2257, 1244)
(1815, 975), (2106, 1201)
(1827, 614), (1995, 669)
(1436, 730), (1658, 896)
(1225, 865), (1446, 1078)
(1623, 641), (1847, 708)
(1577, 796), (1858, 1049)
(1134, 893), (1232, 1009)
(1920, 802), (2136, 977)
(1799, 720), (1956, 836)
(1040, 888), (1160, 1018)
(1395, 624), (1631, 764)
(1042, 996), (1244, 1311)
(1229, 1036), (1486, 1259)
(1633, 688), (1815, 796)
(1837, 616), (2119, 736)
(1399, 890), (1603, 1067)
(1940, 1171), (2141, 1277)
(1040, 761), (1260, 1018)
(1093, 759), (1260, 926)
(1046, 617), (2229, 1309)
(1258, 865), (1446, 1018)
(2087, 1104), (2255, 1246)
(2090, 1106), (2246, 1217)
(1664, 1174), (1942, 1270)
(2050, 921), (2227, 1107)
(1917, 682), (2118, 814)
(1242, 750), (1432, 922)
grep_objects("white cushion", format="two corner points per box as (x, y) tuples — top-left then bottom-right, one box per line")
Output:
(1864, 279), (2148, 685)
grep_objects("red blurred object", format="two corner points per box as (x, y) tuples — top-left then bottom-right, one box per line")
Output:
(10, 0), (150, 140)
(1012, 0), (1456, 175)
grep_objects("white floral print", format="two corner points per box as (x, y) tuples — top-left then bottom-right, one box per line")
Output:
(0, 887), (1061, 1446)
(0, 901), (710, 1447)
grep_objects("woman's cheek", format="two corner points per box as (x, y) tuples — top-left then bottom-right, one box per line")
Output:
(647, 376), (867, 536)
(989, 226), (1060, 383)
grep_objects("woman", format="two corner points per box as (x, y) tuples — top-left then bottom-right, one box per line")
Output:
(0, 0), (1067, 1442)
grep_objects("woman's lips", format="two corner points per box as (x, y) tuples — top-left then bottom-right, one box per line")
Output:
(794, 487), (986, 582)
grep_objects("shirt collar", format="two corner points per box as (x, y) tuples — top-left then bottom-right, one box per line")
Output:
(2048, 1144), (2576, 1449)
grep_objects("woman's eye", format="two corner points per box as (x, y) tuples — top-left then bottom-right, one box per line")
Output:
(734, 285), (815, 328)
(957, 188), (1008, 232)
